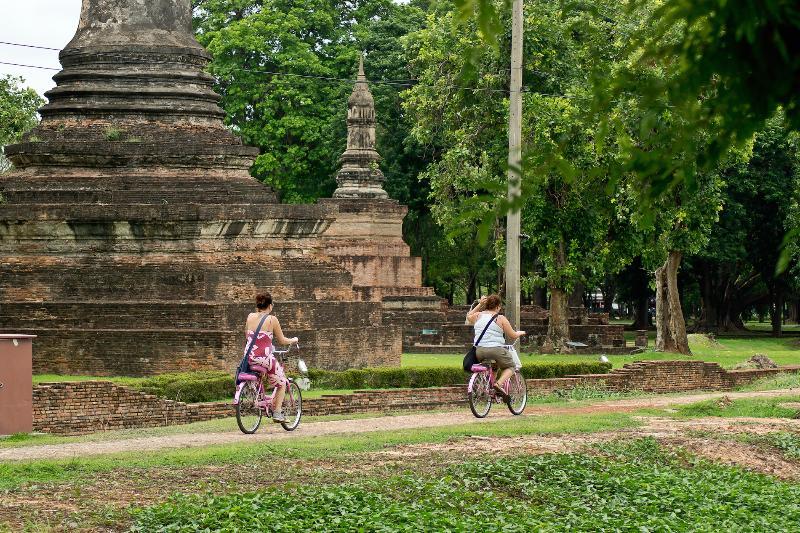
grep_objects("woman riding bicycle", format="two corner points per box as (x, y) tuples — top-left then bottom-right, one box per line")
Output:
(245, 292), (298, 422)
(466, 294), (525, 400)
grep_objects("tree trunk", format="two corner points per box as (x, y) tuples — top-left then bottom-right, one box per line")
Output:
(771, 287), (784, 337)
(697, 260), (718, 332)
(544, 240), (570, 352)
(789, 300), (800, 324)
(533, 286), (547, 308)
(630, 257), (651, 330)
(602, 275), (616, 315)
(466, 274), (477, 304)
(655, 251), (691, 354)
(568, 283), (585, 308)
(545, 287), (570, 352)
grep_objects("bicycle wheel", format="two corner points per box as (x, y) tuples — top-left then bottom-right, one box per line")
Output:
(236, 381), (263, 434)
(506, 371), (527, 415)
(280, 381), (302, 431)
(468, 371), (492, 418)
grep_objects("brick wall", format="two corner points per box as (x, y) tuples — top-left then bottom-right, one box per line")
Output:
(31, 361), (800, 435)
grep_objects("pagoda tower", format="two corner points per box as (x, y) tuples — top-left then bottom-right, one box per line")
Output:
(320, 58), (447, 346)
(0, 0), (401, 374)
(332, 56), (388, 199)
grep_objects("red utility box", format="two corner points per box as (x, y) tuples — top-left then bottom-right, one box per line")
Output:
(0, 334), (35, 435)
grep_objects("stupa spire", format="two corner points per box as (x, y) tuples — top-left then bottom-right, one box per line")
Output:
(332, 55), (388, 199)
(5, 0), (257, 170)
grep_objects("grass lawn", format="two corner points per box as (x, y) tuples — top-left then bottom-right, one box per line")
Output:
(404, 335), (800, 369)
(130, 438), (800, 531)
(0, 411), (636, 491)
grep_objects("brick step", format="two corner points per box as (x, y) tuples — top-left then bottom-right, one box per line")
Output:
(0, 260), (355, 302)
(0, 300), (383, 331)
(9, 324), (402, 375)
(0, 189), (278, 205)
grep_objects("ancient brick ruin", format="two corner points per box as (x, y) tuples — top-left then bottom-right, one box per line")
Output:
(403, 305), (627, 353)
(1, 1), (630, 376)
(31, 361), (800, 435)
(317, 57), (447, 336)
(0, 0), (404, 374)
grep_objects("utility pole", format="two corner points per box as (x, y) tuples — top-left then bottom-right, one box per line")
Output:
(505, 0), (523, 331)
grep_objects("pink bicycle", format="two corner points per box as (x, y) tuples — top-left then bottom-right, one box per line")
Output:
(234, 344), (308, 433)
(467, 360), (527, 418)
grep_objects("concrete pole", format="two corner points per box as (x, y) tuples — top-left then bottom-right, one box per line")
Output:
(505, 0), (523, 332)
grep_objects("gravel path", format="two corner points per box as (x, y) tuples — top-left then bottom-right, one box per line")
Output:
(1, 389), (796, 462)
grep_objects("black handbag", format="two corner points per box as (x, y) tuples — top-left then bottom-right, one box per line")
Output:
(463, 312), (500, 371)
(235, 313), (270, 383)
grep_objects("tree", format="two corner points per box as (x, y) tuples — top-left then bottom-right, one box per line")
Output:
(404, 0), (639, 350)
(604, 0), (800, 198)
(0, 75), (43, 173)
(193, 0), (429, 203)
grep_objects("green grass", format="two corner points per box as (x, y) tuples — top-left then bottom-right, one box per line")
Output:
(0, 412), (637, 491)
(404, 335), (800, 369)
(676, 395), (800, 419)
(32, 374), (147, 386)
(737, 372), (800, 391)
(130, 438), (800, 531)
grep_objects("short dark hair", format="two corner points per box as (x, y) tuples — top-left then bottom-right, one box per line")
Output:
(255, 292), (272, 310)
(484, 294), (502, 310)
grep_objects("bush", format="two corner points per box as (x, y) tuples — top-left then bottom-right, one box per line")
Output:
(131, 371), (232, 403)
(308, 361), (611, 390)
(125, 361), (612, 401)
(519, 361), (612, 379)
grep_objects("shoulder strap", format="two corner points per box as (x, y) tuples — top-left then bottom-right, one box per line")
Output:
(474, 312), (501, 347)
(244, 313), (270, 359)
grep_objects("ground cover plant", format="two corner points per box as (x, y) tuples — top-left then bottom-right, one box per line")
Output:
(130, 438), (800, 531)
(0, 412), (636, 492)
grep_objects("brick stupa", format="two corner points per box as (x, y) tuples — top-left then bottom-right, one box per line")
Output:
(320, 58), (447, 345)
(0, 0), (401, 374)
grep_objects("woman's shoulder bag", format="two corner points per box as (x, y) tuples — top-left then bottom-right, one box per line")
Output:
(462, 312), (501, 372)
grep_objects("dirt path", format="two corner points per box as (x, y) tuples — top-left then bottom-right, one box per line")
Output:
(2, 389), (797, 462)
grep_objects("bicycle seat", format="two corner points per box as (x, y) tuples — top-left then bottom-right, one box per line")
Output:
(238, 373), (258, 381)
(471, 364), (488, 372)
(250, 364), (268, 374)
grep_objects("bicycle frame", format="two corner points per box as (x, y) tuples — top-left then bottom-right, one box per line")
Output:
(233, 343), (301, 407)
(467, 363), (510, 398)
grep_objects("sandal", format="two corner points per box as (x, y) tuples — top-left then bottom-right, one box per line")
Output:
(493, 384), (511, 403)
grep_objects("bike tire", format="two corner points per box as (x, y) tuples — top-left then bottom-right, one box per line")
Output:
(468, 371), (492, 418)
(236, 381), (263, 434)
(506, 371), (527, 415)
(280, 380), (302, 431)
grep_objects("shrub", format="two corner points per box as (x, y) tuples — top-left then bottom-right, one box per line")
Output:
(308, 361), (611, 390)
(131, 371), (232, 403)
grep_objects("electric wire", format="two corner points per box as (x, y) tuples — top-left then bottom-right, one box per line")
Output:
(0, 39), (577, 98)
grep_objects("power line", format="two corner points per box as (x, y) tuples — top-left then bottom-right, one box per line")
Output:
(0, 40), (61, 51)
(0, 44), (576, 97)
(0, 60), (59, 71)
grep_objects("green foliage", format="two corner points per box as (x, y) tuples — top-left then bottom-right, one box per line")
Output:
(404, 1), (645, 302)
(0, 75), (43, 172)
(104, 126), (123, 141)
(131, 371), (232, 403)
(132, 438), (800, 531)
(604, 0), (800, 197)
(193, 0), (429, 203)
(308, 361), (611, 389)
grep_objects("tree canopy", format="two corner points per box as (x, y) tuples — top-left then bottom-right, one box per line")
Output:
(0, 75), (43, 173)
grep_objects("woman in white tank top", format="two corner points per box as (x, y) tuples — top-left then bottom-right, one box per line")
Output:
(466, 294), (526, 399)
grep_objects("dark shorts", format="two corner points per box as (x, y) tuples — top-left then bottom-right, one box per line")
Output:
(476, 346), (514, 370)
